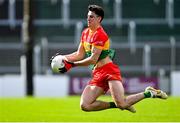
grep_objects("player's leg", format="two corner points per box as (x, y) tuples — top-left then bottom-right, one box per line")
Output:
(108, 80), (145, 110)
(80, 85), (111, 111)
(108, 80), (168, 111)
(124, 86), (168, 105)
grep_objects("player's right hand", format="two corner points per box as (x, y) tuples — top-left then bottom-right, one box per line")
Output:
(59, 60), (75, 73)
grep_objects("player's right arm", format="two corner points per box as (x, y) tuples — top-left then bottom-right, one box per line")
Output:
(64, 42), (85, 62)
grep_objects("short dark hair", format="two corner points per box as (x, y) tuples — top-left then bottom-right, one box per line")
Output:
(88, 5), (104, 22)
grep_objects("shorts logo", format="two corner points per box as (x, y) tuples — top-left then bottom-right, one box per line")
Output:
(94, 72), (101, 80)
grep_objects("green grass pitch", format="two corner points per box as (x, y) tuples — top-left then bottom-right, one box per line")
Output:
(0, 96), (180, 122)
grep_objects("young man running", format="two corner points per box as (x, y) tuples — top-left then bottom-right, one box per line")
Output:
(51, 5), (168, 112)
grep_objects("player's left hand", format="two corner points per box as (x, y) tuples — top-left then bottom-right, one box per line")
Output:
(59, 60), (75, 73)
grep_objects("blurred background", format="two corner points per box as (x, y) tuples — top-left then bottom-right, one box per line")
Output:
(0, 0), (180, 97)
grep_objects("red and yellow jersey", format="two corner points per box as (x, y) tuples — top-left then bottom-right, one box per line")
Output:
(80, 26), (111, 60)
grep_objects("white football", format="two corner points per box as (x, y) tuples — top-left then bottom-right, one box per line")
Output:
(51, 55), (65, 73)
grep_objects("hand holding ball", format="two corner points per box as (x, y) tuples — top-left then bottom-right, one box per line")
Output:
(51, 55), (65, 73)
(51, 55), (75, 73)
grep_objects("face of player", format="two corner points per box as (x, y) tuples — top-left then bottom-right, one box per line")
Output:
(87, 11), (101, 30)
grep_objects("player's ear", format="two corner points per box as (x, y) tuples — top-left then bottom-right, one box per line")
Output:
(98, 16), (102, 23)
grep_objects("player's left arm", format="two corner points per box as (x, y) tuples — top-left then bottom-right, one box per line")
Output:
(60, 33), (105, 72)
(59, 46), (101, 73)
(64, 42), (85, 62)
(73, 46), (102, 66)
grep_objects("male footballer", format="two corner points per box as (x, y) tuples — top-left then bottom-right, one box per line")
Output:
(51, 5), (168, 112)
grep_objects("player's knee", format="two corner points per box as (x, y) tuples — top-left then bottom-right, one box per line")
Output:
(80, 103), (91, 112)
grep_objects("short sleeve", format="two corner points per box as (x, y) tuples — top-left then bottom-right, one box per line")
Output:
(92, 33), (107, 49)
